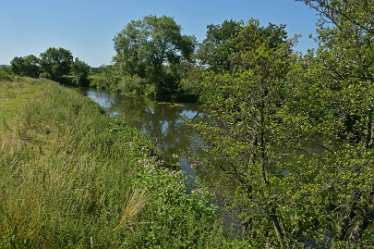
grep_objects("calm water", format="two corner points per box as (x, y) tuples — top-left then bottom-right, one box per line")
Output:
(82, 88), (202, 186)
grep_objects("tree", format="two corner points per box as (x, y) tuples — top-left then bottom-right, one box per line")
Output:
(286, 1), (374, 246)
(297, 0), (374, 146)
(194, 11), (373, 247)
(193, 19), (297, 247)
(113, 15), (196, 100)
(198, 19), (243, 72)
(10, 55), (40, 78)
(283, 51), (374, 248)
(40, 47), (73, 82)
(71, 58), (90, 86)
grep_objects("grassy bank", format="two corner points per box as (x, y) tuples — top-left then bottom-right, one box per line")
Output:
(0, 77), (248, 248)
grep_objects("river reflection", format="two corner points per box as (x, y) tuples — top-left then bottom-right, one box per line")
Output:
(82, 88), (201, 185)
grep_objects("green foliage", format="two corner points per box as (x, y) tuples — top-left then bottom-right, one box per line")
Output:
(88, 65), (146, 95)
(89, 65), (120, 90)
(10, 48), (92, 86)
(0, 80), (146, 247)
(113, 15), (196, 100)
(3, 2), (373, 247)
(284, 1), (374, 247)
(193, 19), (296, 248)
(70, 58), (90, 86)
(122, 169), (216, 248)
(120, 167), (252, 248)
(115, 74), (146, 95)
(192, 9), (374, 248)
(198, 19), (243, 72)
(10, 55), (40, 78)
(40, 47), (74, 82)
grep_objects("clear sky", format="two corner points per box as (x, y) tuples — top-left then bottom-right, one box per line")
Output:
(0, 0), (319, 67)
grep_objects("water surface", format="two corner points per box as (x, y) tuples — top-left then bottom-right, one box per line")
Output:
(82, 88), (201, 186)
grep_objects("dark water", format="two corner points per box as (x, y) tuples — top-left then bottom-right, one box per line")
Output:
(81, 88), (201, 186)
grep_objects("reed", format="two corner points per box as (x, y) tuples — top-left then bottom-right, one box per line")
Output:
(119, 189), (148, 226)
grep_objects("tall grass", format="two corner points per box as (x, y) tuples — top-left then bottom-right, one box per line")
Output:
(0, 80), (145, 247)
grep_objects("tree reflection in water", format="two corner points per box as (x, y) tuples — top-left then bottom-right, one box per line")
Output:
(82, 88), (202, 187)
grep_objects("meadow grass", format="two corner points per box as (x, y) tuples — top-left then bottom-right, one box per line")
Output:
(0, 78), (150, 248)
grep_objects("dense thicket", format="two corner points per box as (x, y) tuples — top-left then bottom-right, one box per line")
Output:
(191, 1), (373, 248)
(10, 55), (40, 78)
(10, 47), (90, 86)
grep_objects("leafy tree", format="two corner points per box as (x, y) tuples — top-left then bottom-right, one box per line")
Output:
(71, 58), (90, 86)
(194, 11), (373, 248)
(298, 0), (374, 146)
(10, 55), (40, 78)
(284, 1), (374, 246)
(40, 47), (73, 82)
(198, 19), (243, 72)
(113, 15), (196, 100)
(178, 62), (204, 100)
(192, 19), (297, 247)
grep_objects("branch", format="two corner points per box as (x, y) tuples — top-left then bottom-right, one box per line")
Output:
(300, 0), (374, 36)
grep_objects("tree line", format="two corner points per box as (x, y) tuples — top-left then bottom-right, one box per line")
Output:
(10, 47), (90, 86)
(90, 15), (201, 101)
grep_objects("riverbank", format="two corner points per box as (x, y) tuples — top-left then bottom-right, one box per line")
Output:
(0, 77), (249, 248)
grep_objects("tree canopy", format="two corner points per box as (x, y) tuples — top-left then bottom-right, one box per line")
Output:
(40, 47), (73, 82)
(197, 20), (243, 72)
(113, 15), (196, 100)
(191, 4), (373, 246)
(10, 55), (40, 78)
(71, 58), (90, 87)
(193, 19), (297, 247)
(10, 47), (91, 86)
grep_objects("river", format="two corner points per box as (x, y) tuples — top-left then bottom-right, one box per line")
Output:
(81, 88), (201, 187)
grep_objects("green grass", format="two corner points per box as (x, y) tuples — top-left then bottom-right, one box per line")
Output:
(0, 79), (42, 124)
(0, 78), (149, 248)
(0, 77), (250, 248)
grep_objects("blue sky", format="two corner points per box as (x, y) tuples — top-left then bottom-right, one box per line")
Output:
(0, 0), (319, 67)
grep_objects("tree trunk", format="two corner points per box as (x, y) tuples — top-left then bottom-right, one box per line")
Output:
(259, 82), (287, 248)
(269, 206), (287, 248)
(365, 112), (372, 149)
(260, 97), (267, 184)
